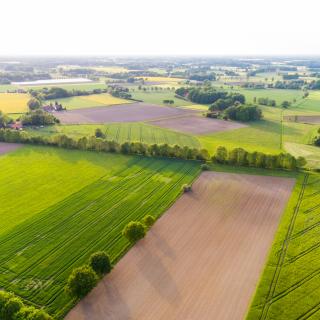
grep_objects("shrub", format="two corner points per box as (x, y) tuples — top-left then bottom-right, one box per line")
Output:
(95, 128), (105, 139)
(0, 291), (13, 314)
(13, 307), (53, 320)
(200, 163), (210, 171)
(142, 215), (155, 228)
(66, 266), (98, 298)
(122, 221), (146, 243)
(1, 296), (23, 320)
(89, 251), (112, 275)
(182, 184), (191, 193)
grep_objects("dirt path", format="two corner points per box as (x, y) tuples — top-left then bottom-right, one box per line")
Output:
(0, 142), (22, 155)
(66, 172), (295, 320)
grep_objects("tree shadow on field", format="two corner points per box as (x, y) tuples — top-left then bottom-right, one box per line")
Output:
(136, 245), (181, 304)
(76, 279), (132, 320)
(149, 230), (176, 260)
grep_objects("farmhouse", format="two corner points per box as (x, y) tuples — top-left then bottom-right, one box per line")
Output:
(43, 101), (65, 112)
(8, 121), (23, 130)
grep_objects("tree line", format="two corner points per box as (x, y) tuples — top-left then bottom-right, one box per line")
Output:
(0, 129), (306, 171)
(0, 290), (52, 320)
(213, 146), (306, 170)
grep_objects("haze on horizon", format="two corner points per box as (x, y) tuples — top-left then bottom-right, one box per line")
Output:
(1, 0), (319, 56)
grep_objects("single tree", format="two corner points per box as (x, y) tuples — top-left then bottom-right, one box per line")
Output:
(122, 221), (146, 243)
(142, 215), (155, 228)
(66, 266), (97, 298)
(27, 98), (41, 110)
(89, 251), (112, 275)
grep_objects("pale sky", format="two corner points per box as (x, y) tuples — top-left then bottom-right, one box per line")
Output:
(1, 0), (319, 56)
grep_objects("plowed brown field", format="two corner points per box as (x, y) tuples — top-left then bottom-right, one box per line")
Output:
(66, 172), (295, 320)
(149, 115), (247, 134)
(0, 142), (21, 155)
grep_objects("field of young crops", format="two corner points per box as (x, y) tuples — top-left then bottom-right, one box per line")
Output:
(247, 172), (320, 319)
(0, 93), (29, 113)
(53, 93), (131, 110)
(27, 123), (201, 148)
(0, 145), (199, 318)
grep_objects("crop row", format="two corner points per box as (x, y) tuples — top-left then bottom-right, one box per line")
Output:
(0, 155), (199, 318)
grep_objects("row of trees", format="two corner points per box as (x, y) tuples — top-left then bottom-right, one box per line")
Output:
(0, 129), (305, 170)
(0, 129), (210, 161)
(66, 215), (155, 300)
(29, 87), (109, 101)
(0, 291), (52, 320)
(213, 146), (306, 170)
(66, 251), (112, 299)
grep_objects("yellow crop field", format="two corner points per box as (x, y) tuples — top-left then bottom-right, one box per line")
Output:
(138, 76), (185, 83)
(0, 93), (29, 113)
(82, 93), (131, 106)
(55, 93), (132, 110)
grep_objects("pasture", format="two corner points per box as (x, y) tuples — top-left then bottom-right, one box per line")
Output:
(131, 90), (194, 107)
(66, 171), (294, 320)
(53, 93), (131, 110)
(27, 123), (201, 148)
(26, 82), (107, 91)
(247, 172), (320, 320)
(0, 145), (199, 318)
(235, 88), (304, 105)
(0, 93), (29, 113)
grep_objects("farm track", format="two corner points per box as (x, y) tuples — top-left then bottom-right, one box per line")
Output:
(258, 174), (309, 320)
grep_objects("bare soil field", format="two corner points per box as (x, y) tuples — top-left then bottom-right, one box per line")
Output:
(0, 142), (21, 155)
(66, 172), (294, 320)
(284, 115), (320, 124)
(148, 115), (247, 134)
(55, 103), (198, 124)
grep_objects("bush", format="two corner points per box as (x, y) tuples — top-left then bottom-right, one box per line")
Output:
(200, 163), (210, 171)
(182, 184), (191, 193)
(89, 252), (112, 275)
(66, 266), (98, 298)
(1, 296), (23, 320)
(13, 307), (53, 320)
(95, 128), (105, 139)
(122, 221), (146, 243)
(142, 215), (155, 228)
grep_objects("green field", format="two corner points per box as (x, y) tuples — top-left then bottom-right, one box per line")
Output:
(247, 172), (320, 319)
(0, 84), (20, 92)
(0, 145), (199, 318)
(26, 122), (201, 148)
(25, 82), (107, 91)
(131, 90), (194, 106)
(235, 88), (304, 105)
